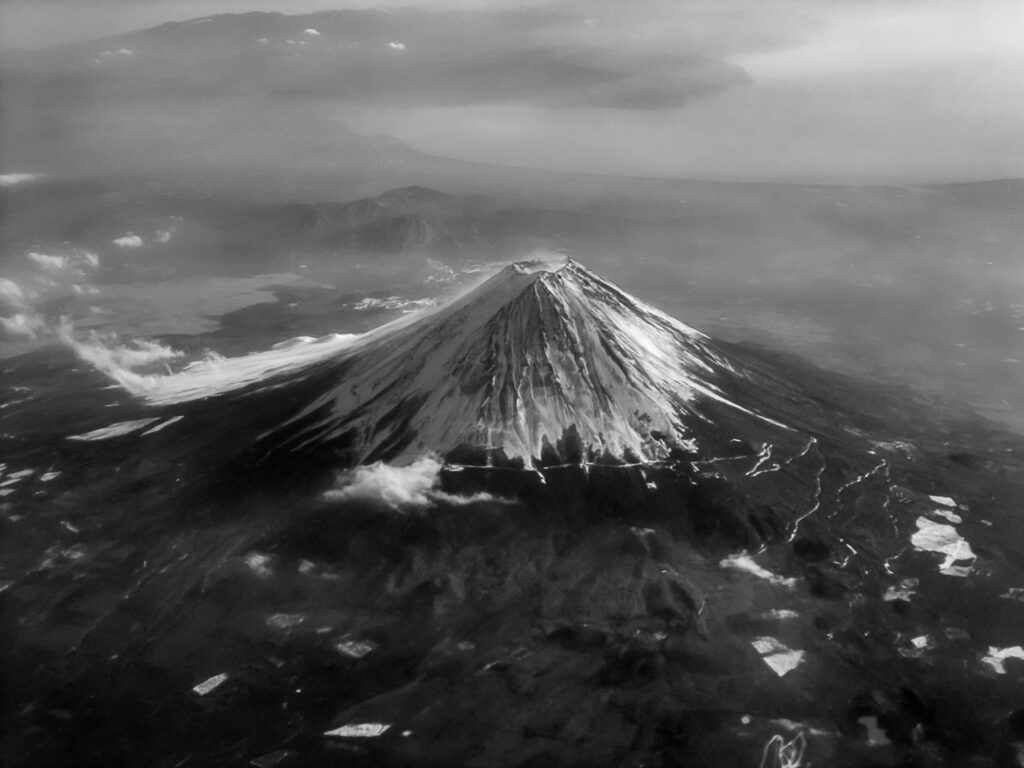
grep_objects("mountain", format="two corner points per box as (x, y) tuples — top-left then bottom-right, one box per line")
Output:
(247, 186), (600, 255)
(59, 257), (952, 552)
(251, 256), (795, 464)
(8, 257), (1024, 767)
(1, 10), (748, 110)
(110, 257), (802, 463)
(0, 181), (605, 273)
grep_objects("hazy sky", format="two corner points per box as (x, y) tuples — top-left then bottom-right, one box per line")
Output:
(1, 0), (1022, 183)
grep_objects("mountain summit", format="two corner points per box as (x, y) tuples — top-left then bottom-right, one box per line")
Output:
(245, 256), (793, 466)
(74, 257), (835, 477)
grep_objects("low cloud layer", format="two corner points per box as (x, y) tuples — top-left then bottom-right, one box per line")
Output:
(325, 456), (503, 510)
(1, 248), (102, 342)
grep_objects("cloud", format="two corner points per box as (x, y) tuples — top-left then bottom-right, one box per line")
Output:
(0, 278), (26, 304)
(324, 455), (504, 510)
(303, 28), (321, 36)
(0, 173), (42, 186)
(65, 327), (359, 405)
(27, 252), (69, 273)
(62, 331), (183, 373)
(26, 249), (99, 275)
(97, 49), (135, 60)
(0, 312), (46, 339)
(326, 456), (441, 508)
(114, 233), (145, 248)
(388, 41), (406, 50)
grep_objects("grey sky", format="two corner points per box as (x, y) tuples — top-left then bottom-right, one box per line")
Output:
(1, 0), (1021, 183)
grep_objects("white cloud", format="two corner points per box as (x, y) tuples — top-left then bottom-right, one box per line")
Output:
(0, 312), (46, 339)
(26, 249), (99, 274)
(63, 331), (183, 373)
(736, 1), (1024, 81)
(303, 28), (321, 36)
(0, 278), (25, 304)
(27, 252), (68, 273)
(326, 456), (442, 508)
(156, 229), (173, 244)
(324, 456), (503, 510)
(388, 41), (406, 50)
(0, 173), (41, 186)
(114, 233), (145, 248)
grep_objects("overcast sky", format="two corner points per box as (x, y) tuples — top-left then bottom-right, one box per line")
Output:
(1, 0), (1022, 183)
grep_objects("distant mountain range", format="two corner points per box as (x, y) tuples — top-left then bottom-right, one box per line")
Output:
(0, 181), (610, 267)
(2, 9), (749, 110)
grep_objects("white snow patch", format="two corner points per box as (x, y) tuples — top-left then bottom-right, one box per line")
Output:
(981, 646), (1024, 674)
(141, 415), (183, 435)
(155, 229), (173, 243)
(751, 637), (804, 676)
(858, 716), (892, 746)
(353, 296), (435, 312)
(388, 41), (406, 50)
(762, 609), (799, 620)
(114, 233), (144, 248)
(324, 723), (390, 738)
(931, 507), (962, 524)
(244, 552), (273, 578)
(0, 469), (35, 487)
(910, 516), (975, 577)
(303, 28), (321, 36)
(719, 553), (797, 588)
(192, 673), (229, 696)
(256, 37), (269, 44)
(334, 638), (378, 658)
(267, 613), (305, 629)
(40, 471), (61, 482)
(883, 577), (919, 601)
(929, 495), (956, 507)
(68, 418), (161, 441)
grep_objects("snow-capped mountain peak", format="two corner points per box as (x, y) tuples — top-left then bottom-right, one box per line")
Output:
(70, 257), (791, 467)
(266, 256), (786, 465)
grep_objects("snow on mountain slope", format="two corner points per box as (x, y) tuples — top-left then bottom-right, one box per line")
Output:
(76, 255), (790, 466)
(272, 255), (791, 463)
